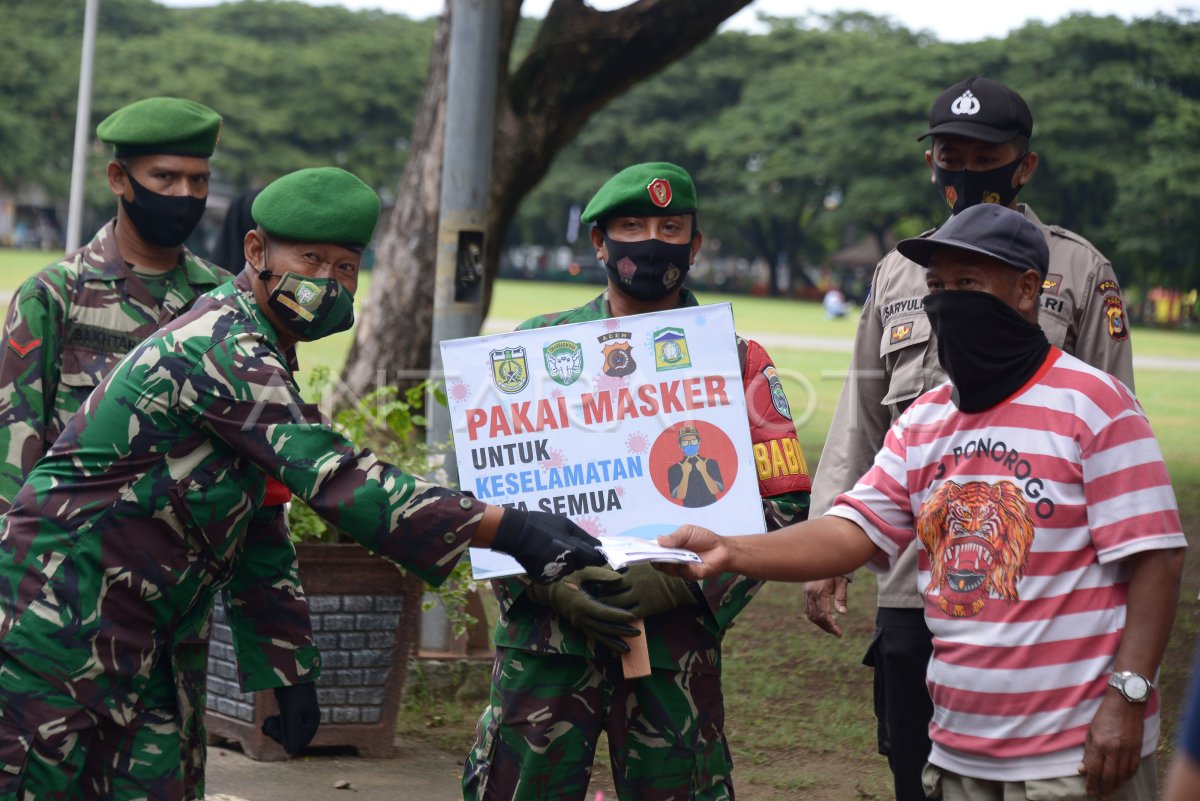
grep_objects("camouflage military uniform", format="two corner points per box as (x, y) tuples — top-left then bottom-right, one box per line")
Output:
(0, 220), (230, 510)
(464, 288), (811, 801)
(0, 271), (485, 799)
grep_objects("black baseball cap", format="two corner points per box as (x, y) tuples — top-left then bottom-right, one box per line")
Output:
(897, 203), (1049, 278)
(918, 76), (1033, 144)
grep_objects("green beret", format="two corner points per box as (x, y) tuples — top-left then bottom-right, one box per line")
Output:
(96, 97), (222, 158)
(252, 167), (381, 247)
(581, 162), (697, 224)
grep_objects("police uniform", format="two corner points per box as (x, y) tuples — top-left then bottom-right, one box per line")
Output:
(464, 165), (812, 801)
(810, 203), (1134, 796)
(0, 168), (486, 799)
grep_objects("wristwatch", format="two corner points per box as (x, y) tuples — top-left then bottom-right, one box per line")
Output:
(1108, 671), (1154, 703)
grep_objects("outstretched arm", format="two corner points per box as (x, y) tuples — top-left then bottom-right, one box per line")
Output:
(658, 515), (880, 583)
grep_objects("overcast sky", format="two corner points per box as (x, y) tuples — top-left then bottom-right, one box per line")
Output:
(158, 0), (1196, 42)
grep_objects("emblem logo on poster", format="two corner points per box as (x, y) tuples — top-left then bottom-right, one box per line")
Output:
(544, 339), (584, 386)
(598, 332), (636, 377)
(653, 327), (691, 371)
(491, 347), (529, 393)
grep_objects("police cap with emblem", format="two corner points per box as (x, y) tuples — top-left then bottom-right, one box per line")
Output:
(252, 167), (381, 249)
(918, 76), (1033, 144)
(582, 162), (698, 224)
(677, 425), (701, 443)
(96, 97), (223, 158)
(897, 203), (1049, 279)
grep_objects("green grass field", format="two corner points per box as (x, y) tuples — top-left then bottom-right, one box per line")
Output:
(3, 252), (1197, 798)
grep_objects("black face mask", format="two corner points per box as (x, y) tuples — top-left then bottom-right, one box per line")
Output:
(923, 291), (1050, 413)
(603, 235), (692, 302)
(120, 170), (207, 248)
(932, 157), (1025, 215)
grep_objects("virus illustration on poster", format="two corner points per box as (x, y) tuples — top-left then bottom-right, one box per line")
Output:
(449, 380), (471, 404)
(576, 516), (606, 538)
(539, 447), (567, 471)
(626, 432), (649, 455)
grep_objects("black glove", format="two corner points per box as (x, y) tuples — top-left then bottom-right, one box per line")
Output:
(526, 566), (640, 652)
(589, 562), (700, 619)
(492, 508), (607, 583)
(262, 682), (320, 755)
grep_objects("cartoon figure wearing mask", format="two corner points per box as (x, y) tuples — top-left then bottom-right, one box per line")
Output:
(667, 424), (724, 508)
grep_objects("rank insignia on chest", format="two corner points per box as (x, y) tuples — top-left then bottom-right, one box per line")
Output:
(890, 322), (913, 344)
(491, 346), (529, 394)
(653, 327), (691, 371)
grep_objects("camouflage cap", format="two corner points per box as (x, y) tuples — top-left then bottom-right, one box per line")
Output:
(581, 162), (697, 224)
(96, 97), (222, 158)
(252, 167), (381, 247)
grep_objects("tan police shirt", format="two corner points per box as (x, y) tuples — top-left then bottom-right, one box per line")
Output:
(810, 203), (1135, 608)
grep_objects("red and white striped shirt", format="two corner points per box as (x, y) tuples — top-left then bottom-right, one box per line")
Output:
(829, 348), (1185, 781)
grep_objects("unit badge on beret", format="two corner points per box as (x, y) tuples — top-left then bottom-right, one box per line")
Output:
(598, 331), (636, 377)
(653, 327), (691, 372)
(647, 178), (673, 208)
(1104, 296), (1128, 341)
(951, 90), (981, 116)
(491, 346), (529, 393)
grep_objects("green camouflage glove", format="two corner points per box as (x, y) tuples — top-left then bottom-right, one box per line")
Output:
(590, 562), (701, 619)
(525, 566), (639, 652)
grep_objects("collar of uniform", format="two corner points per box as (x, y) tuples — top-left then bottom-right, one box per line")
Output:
(177, 250), (231, 290)
(232, 268), (285, 352)
(1015, 202), (1043, 229)
(598, 286), (699, 317)
(74, 219), (135, 283)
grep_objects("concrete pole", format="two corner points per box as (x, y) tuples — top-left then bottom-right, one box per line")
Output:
(422, 0), (501, 654)
(66, 0), (100, 252)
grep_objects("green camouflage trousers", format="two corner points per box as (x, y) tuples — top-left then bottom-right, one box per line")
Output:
(174, 637), (209, 801)
(463, 647), (734, 801)
(0, 650), (191, 800)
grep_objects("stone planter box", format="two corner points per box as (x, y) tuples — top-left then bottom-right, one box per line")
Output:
(205, 543), (424, 760)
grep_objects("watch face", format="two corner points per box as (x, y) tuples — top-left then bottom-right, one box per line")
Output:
(1126, 675), (1150, 700)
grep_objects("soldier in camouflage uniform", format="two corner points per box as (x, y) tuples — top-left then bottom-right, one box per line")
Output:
(0, 167), (604, 800)
(463, 163), (812, 801)
(0, 97), (314, 798)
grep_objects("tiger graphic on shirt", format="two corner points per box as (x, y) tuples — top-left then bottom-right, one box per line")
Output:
(917, 479), (1035, 617)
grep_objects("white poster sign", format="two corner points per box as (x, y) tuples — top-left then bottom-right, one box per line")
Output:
(440, 302), (766, 580)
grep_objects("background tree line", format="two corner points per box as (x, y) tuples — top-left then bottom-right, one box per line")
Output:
(2, 0), (1197, 299)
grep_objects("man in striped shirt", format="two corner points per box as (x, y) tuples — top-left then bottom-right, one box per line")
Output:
(659, 203), (1185, 801)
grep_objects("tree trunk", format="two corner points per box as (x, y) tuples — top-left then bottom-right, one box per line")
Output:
(341, 0), (751, 399)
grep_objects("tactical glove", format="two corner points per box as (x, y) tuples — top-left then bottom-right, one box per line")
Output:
(526, 566), (640, 652)
(493, 508), (607, 583)
(590, 562), (701, 619)
(262, 682), (321, 755)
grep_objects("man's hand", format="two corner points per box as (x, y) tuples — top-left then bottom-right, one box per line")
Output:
(493, 508), (607, 583)
(1080, 692), (1145, 799)
(589, 563), (699, 619)
(262, 682), (320, 755)
(804, 576), (850, 637)
(525, 566), (639, 652)
(655, 525), (728, 580)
